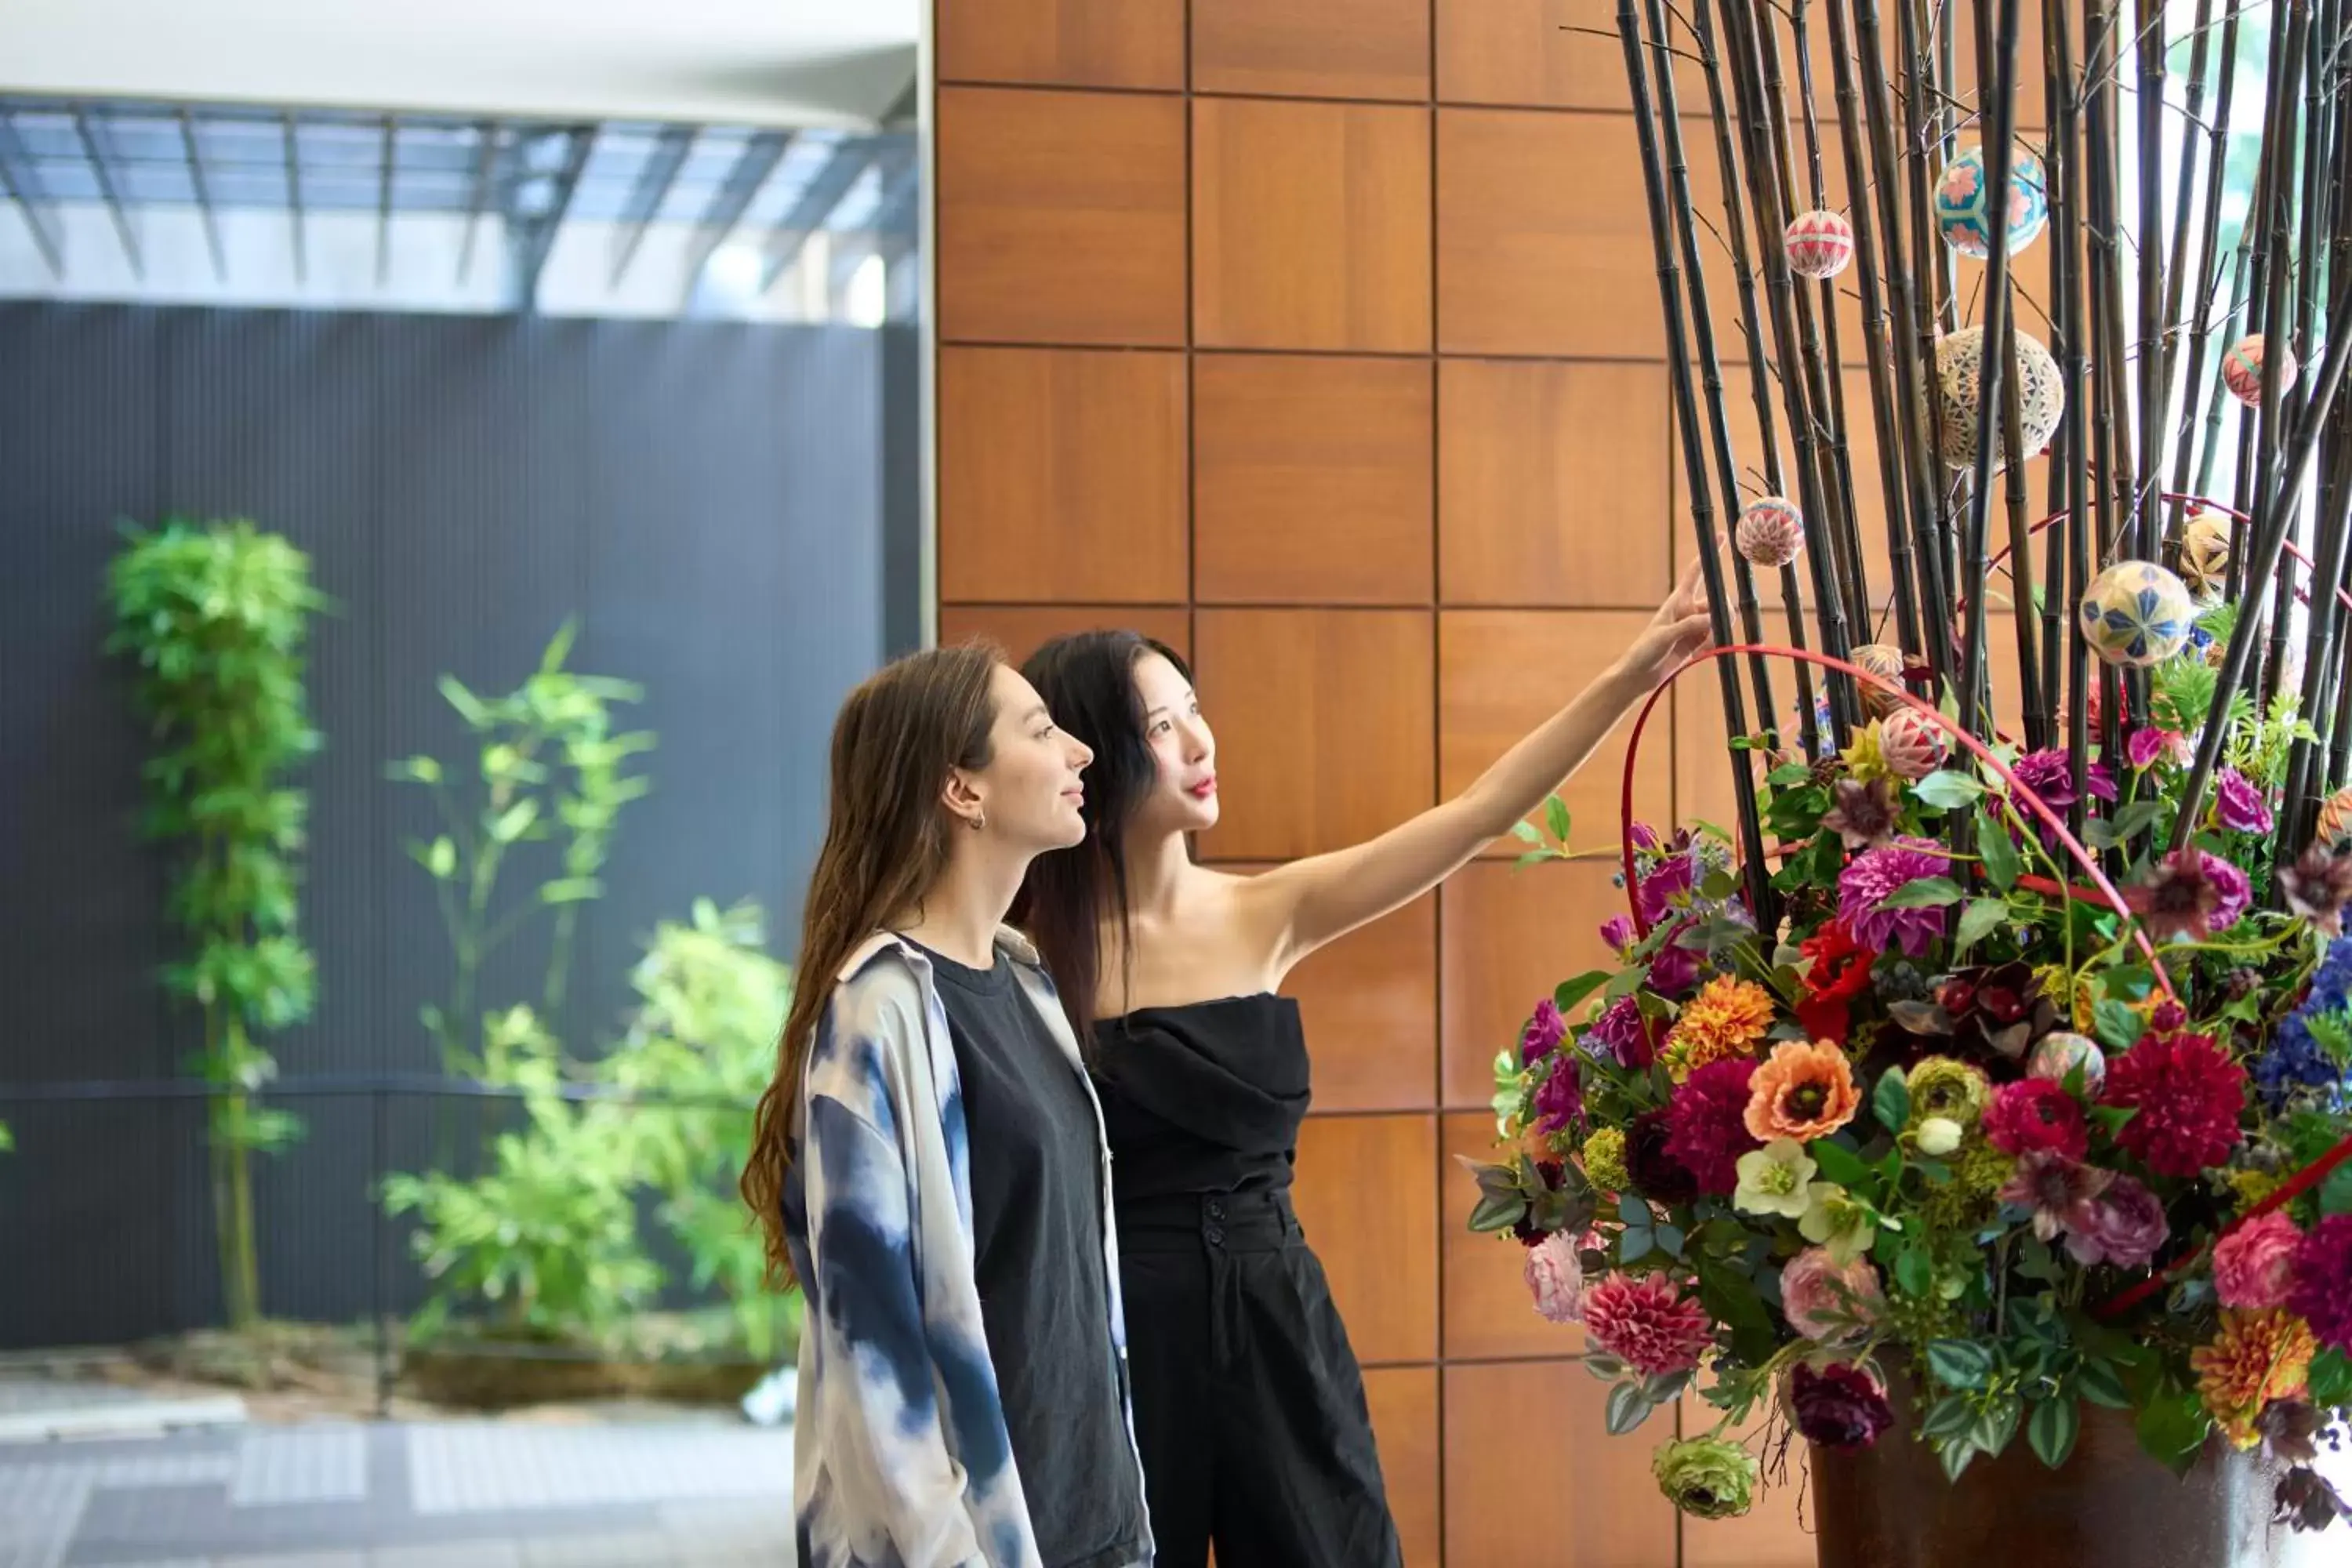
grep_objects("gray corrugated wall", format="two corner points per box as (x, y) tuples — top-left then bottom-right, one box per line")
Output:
(0, 303), (894, 1348)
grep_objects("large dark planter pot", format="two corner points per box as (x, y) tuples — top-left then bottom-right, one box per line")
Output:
(1810, 1393), (2288, 1568)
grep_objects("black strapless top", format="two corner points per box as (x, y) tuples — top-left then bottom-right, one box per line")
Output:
(1090, 993), (1312, 1201)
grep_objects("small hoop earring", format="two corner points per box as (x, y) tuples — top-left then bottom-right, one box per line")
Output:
(969, 811), (985, 831)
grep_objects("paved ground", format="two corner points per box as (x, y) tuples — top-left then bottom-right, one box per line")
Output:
(0, 1421), (793, 1568)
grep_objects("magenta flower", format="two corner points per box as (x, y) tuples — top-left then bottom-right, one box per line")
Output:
(2103, 1029), (2248, 1177)
(2010, 748), (2118, 847)
(1837, 838), (1953, 958)
(2063, 1173), (2168, 1269)
(2140, 848), (2252, 939)
(2288, 1214), (2352, 1354)
(1599, 914), (1639, 958)
(1648, 938), (1704, 999)
(1639, 854), (1697, 924)
(2126, 727), (2191, 770)
(1665, 1058), (1763, 1195)
(1586, 996), (1659, 1069)
(1533, 1057), (1583, 1135)
(2213, 1212), (2302, 1310)
(1982, 1079), (2089, 1160)
(1523, 999), (1568, 1065)
(1998, 1151), (2112, 1243)
(2213, 768), (2274, 834)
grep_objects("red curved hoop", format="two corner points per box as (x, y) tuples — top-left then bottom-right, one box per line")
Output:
(1617, 642), (2179, 1002)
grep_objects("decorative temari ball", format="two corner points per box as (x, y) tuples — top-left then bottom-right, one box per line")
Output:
(1879, 708), (1950, 781)
(1852, 642), (1910, 716)
(2317, 786), (2352, 848)
(2222, 333), (2298, 406)
(1784, 209), (1856, 279)
(2079, 561), (2195, 667)
(1931, 325), (2065, 470)
(2178, 511), (2233, 601)
(1934, 143), (2050, 257)
(1736, 496), (1806, 568)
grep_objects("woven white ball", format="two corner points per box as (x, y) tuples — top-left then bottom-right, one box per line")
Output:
(1930, 325), (2065, 470)
(2177, 511), (2233, 602)
(1878, 709), (1950, 782)
(2079, 560), (2196, 668)
(2222, 333), (2297, 407)
(1736, 496), (1807, 568)
(1784, 209), (1857, 279)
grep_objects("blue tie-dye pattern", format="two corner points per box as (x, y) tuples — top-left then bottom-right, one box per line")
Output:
(781, 930), (1153, 1568)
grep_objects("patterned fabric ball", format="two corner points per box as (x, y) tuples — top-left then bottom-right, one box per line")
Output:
(1784, 209), (1857, 279)
(2317, 786), (2352, 848)
(2222, 333), (2298, 407)
(1851, 643), (1910, 717)
(1930, 325), (2065, 470)
(2079, 561), (2196, 667)
(1736, 496), (1807, 568)
(1934, 143), (2051, 258)
(1879, 708), (1950, 781)
(2178, 511), (2234, 601)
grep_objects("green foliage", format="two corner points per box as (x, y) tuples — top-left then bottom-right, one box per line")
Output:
(2151, 654), (2219, 738)
(106, 517), (324, 1328)
(390, 623), (653, 1076)
(2227, 691), (2318, 789)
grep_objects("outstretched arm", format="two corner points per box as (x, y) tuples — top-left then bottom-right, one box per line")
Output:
(1257, 561), (1713, 968)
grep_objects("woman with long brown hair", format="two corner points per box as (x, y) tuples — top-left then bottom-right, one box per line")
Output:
(1014, 564), (1711, 1566)
(742, 644), (1152, 1568)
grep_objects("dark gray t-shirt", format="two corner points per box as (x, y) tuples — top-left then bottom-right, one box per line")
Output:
(919, 944), (1145, 1568)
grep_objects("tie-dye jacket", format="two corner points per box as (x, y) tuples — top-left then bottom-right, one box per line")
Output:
(783, 927), (1152, 1568)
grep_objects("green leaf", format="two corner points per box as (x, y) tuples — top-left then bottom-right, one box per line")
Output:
(1468, 1192), (1527, 1232)
(428, 837), (457, 880)
(1545, 795), (1572, 845)
(1605, 1381), (1656, 1436)
(1514, 848), (1553, 869)
(2077, 1359), (2132, 1409)
(2320, 1163), (2352, 1216)
(1873, 1069), (1912, 1134)
(1955, 898), (2008, 956)
(1938, 1436), (1980, 1482)
(2028, 1397), (2080, 1468)
(1617, 1194), (1654, 1229)
(491, 798), (541, 844)
(1913, 770), (1986, 810)
(1976, 1396), (2023, 1457)
(2093, 999), (2147, 1051)
(1809, 1138), (1873, 1192)
(539, 878), (604, 906)
(1583, 1352), (1628, 1381)
(1620, 1229), (1655, 1263)
(1654, 1222), (1686, 1259)
(1921, 1394), (1978, 1442)
(2135, 1391), (2211, 1476)
(1894, 1245), (1934, 1297)
(1512, 820), (1544, 844)
(1926, 1338), (1994, 1391)
(2308, 1348), (2352, 1409)
(1695, 1254), (1780, 1366)
(1768, 763), (1813, 787)
(1554, 971), (1614, 1018)
(1979, 809), (2024, 891)
(1878, 877), (1966, 909)
(437, 673), (492, 728)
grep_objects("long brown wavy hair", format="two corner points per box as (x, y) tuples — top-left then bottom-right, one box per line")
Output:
(740, 643), (1000, 1288)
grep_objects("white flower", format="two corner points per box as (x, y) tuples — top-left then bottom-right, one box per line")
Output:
(1733, 1138), (1821, 1219)
(1915, 1116), (1964, 1156)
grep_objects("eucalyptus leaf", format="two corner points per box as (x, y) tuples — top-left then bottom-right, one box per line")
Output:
(1605, 1381), (1656, 1436)
(1468, 1192), (1529, 1233)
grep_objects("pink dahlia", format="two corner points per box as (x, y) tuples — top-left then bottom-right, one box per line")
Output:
(1525, 1230), (1586, 1324)
(1982, 1079), (2089, 1160)
(1584, 1270), (1714, 1377)
(1838, 838), (1954, 958)
(2288, 1214), (2352, 1354)
(1779, 1247), (1882, 1341)
(2212, 1211), (2303, 1311)
(1666, 1058), (1764, 1196)
(2102, 1031), (2248, 1177)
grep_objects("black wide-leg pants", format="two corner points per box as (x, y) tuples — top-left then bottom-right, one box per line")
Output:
(1116, 1188), (1403, 1568)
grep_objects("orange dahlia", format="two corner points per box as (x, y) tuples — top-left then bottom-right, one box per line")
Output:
(2190, 1308), (2317, 1449)
(1661, 975), (1776, 1081)
(1744, 1038), (1862, 1141)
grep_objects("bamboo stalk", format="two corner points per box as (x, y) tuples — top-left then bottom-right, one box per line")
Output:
(2158, 0), (2220, 421)
(1618, 0), (1777, 920)
(1901, 0), (1964, 625)
(1830, 0), (1931, 658)
(2048, 0), (2092, 789)
(2166, 0), (2249, 524)
(2134, 0), (2169, 561)
(2255, 0), (2314, 712)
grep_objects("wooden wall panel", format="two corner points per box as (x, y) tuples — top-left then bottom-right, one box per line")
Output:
(1439, 858), (1625, 1107)
(939, 347), (1189, 602)
(1363, 1367), (1444, 1567)
(935, 604), (1193, 667)
(1195, 354), (1434, 605)
(938, 87), (1188, 346)
(1284, 888), (1441, 1112)
(1195, 608), (1436, 860)
(1194, 97), (1433, 353)
(1439, 358), (1671, 608)
(1439, 1112), (1592, 1359)
(1194, 0), (1432, 100)
(1293, 1113), (1441, 1364)
(1444, 1360), (1680, 1565)
(938, 0), (1186, 89)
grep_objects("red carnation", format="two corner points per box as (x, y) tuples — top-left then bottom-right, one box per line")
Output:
(1982, 1079), (2089, 1160)
(1666, 1058), (1765, 1196)
(2101, 1031), (2248, 1178)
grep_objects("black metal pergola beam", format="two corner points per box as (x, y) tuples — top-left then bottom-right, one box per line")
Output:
(509, 125), (596, 312)
(376, 115), (396, 286)
(0, 107), (65, 278)
(754, 137), (876, 294)
(456, 119), (498, 285)
(176, 107), (225, 281)
(282, 111), (306, 281)
(74, 106), (142, 278)
(609, 124), (695, 288)
(680, 129), (793, 301)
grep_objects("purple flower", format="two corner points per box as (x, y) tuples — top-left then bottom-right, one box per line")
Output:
(1522, 999), (1568, 1065)
(1837, 838), (1954, 958)
(2213, 768), (2274, 834)
(2010, 748), (2118, 846)
(1631, 822), (1663, 851)
(1647, 938), (1704, 998)
(2063, 1172), (2168, 1269)
(1534, 1056), (1584, 1135)
(1639, 853), (1697, 924)
(2139, 848), (2251, 939)
(2290, 1214), (2352, 1354)
(1585, 996), (1659, 1069)
(1599, 914), (1639, 958)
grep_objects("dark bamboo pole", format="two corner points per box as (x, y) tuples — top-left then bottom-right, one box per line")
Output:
(2049, 0), (2096, 833)
(1662, 0), (1786, 764)
(2158, 0), (2220, 420)
(1900, 0), (1963, 622)
(2134, 0), (2169, 561)
(1830, 0), (1929, 658)
(2166, 0), (2248, 524)
(2254, 0), (2313, 713)
(1618, 0), (1777, 921)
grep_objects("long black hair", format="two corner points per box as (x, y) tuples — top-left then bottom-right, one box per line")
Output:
(1014, 630), (1192, 1045)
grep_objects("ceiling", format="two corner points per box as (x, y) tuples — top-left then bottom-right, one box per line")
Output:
(0, 0), (920, 129)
